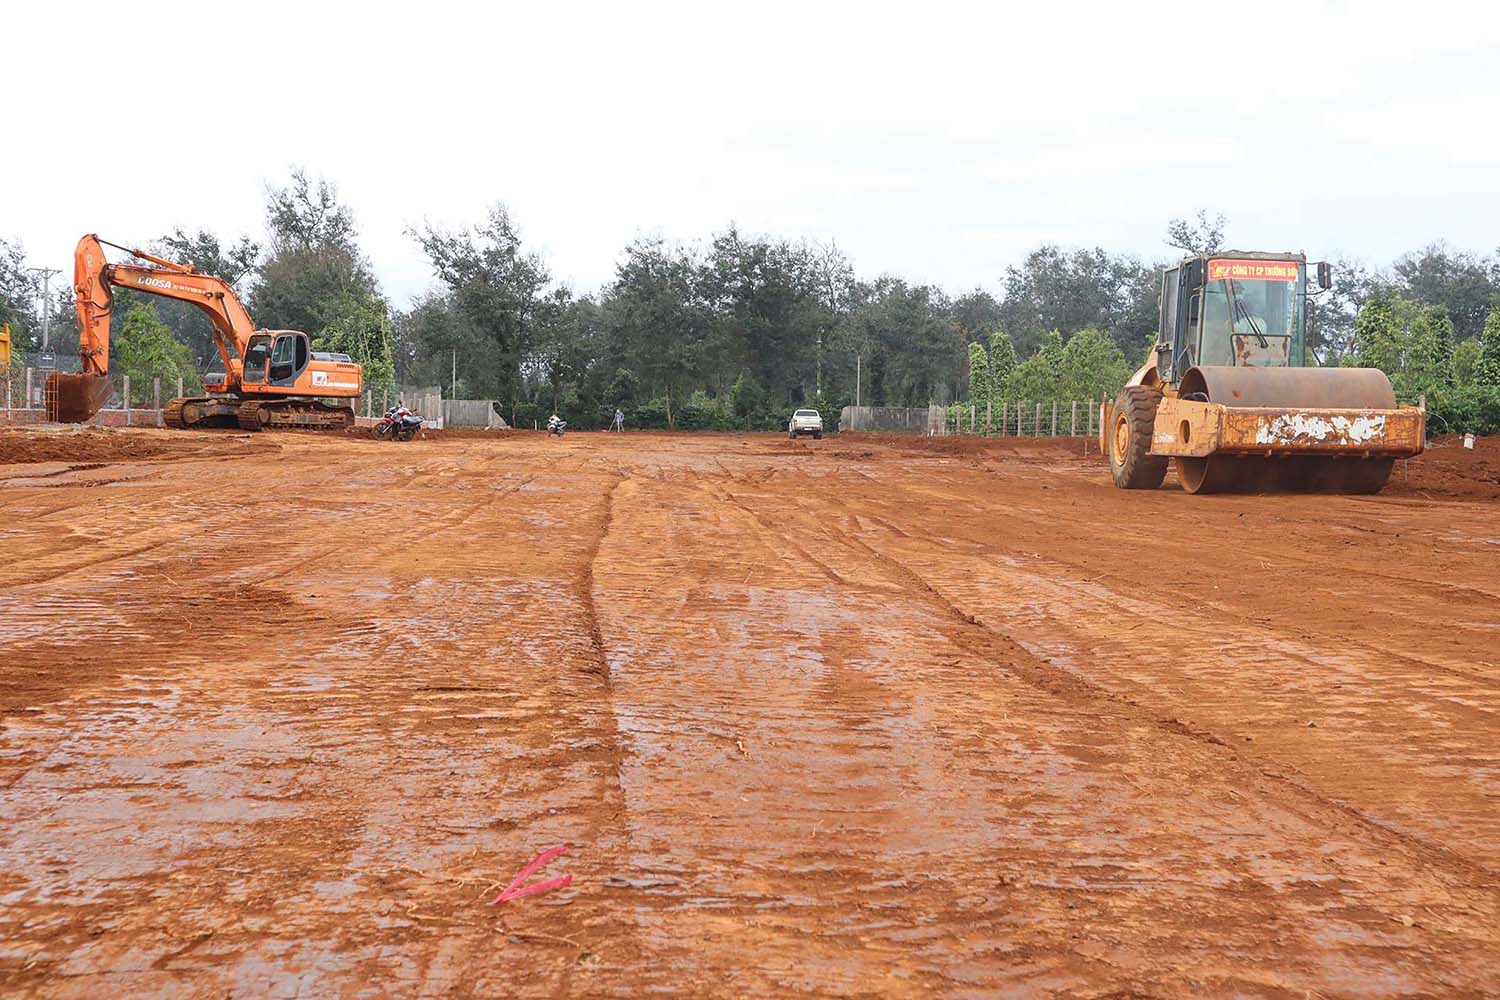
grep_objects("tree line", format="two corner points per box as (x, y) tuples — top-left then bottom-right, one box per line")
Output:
(2, 181), (1498, 432)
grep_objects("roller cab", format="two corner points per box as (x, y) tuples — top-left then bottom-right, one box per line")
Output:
(1104, 251), (1424, 494)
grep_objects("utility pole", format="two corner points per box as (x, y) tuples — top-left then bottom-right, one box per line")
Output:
(27, 267), (61, 350)
(816, 331), (822, 396)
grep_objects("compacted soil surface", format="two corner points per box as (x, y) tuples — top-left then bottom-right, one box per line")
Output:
(1, 426), (1497, 998)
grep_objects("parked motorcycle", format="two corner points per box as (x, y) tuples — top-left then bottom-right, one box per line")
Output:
(372, 404), (423, 441)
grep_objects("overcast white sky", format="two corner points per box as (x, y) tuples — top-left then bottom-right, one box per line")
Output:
(7, 1), (1500, 306)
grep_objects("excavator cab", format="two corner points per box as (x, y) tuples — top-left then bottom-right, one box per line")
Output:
(242, 332), (310, 387)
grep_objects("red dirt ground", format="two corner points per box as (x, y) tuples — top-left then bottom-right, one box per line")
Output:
(1, 427), (1497, 997)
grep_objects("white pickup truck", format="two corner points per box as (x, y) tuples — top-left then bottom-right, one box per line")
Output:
(788, 408), (823, 440)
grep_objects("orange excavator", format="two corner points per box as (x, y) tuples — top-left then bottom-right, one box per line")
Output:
(48, 234), (362, 430)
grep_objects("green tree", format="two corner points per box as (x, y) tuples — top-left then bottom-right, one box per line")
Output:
(413, 204), (552, 411)
(1353, 291), (1455, 398)
(950, 289), (1004, 345)
(1392, 244), (1496, 343)
(316, 290), (396, 387)
(1314, 256), (1390, 363)
(253, 169), (381, 337)
(603, 237), (708, 427)
(1038, 330), (1065, 368)
(700, 227), (821, 405)
(1476, 306), (1500, 388)
(1353, 291), (1402, 374)
(730, 372), (771, 429)
(997, 246), (1156, 356)
(966, 340), (991, 405)
(1058, 327), (1130, 401)
(159, 227), (260, 285)
(1001, 351), (1059, 402)
(1165, 210), (1227, 255)
(1452, 339), (1481, 387)
(607, 368), (641, 411)
(113, 303), (201, 394)
(0, 236), (41, 354)
(987, 329), (1017, 386)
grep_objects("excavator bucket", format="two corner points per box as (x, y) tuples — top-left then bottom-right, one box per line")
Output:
(1149, 366), (1424, 494)
(45, 371), (113, 424)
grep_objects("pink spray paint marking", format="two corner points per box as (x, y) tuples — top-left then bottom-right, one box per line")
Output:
(490, 846), (573, 904)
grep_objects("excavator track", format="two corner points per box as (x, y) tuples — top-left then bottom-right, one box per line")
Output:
(237, 399), (355, 432)
(163, 397), (189, 429)
(163, 396), (240, 430)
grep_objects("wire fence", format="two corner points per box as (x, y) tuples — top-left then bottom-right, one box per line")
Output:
(946, 399), (1105, 437)
(0, 365), (189, 426)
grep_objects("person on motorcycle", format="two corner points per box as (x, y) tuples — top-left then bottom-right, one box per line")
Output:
(547, 413), (566, 435)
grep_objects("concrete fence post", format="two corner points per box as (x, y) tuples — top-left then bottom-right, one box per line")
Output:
(154, 378), (161, 427)
(1070, 400), (1077, 436)
(1034, 401), (1041, 437)
(25, 367), (33, 409)
(177, 376), (184, 400)
(123, 376), (131, 426)
(985, 399), (991, 435)
(1051, 401), (1058, 436)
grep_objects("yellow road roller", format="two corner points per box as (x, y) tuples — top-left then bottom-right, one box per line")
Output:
(1103, 251), (1425, 494)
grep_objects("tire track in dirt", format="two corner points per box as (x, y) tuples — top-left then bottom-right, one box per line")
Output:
(0, 439), (645, 997)
(6, 432), (1500, 998)
(734, 467), (1500, 885)
(587, 455), (1500, 996)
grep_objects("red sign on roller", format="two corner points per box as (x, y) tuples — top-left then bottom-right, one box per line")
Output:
(1208, 259), (1299, 282)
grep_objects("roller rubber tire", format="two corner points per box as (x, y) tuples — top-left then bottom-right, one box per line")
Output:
(1109, 386), (1168, 490)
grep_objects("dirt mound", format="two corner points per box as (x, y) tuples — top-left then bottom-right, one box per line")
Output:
(0, 426), (282, 467)
(1390, 434), (1500, 501)
(832, 432), (1091, 461)
(0, 427), (182, 465)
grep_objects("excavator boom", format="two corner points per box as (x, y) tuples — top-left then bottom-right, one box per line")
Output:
(55, 235), (255, 421)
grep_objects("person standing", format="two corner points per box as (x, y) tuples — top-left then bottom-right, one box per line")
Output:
(613, 408), (625, 432)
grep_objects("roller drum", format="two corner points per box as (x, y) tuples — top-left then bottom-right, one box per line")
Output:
(1175, 365), (1400, 495)
(1178, 365), (1397, 410)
